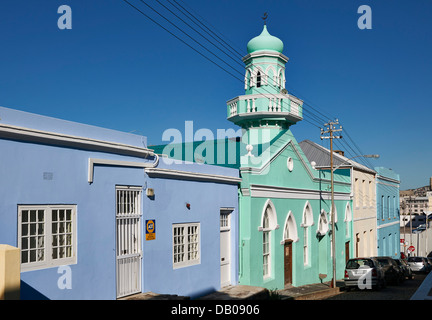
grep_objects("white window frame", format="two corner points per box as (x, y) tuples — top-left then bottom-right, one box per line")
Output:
(301, 202), (313, 266)
(18, 205), (77, 272)
(303, 226), (309, 265)
(262, 211), (271, 278)
(172, 222), (200, 269)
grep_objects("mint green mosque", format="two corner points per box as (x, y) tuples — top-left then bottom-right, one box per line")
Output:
(227, 25), (352, 289)
(152, 24), (354, 290)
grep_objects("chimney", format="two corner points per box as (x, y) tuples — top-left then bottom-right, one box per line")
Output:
(334, 150), (344, 156)
(430, 177), (432, 189)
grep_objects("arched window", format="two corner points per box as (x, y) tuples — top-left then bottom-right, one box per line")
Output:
(256, 71), (261, 88)
(317, 210), (329, 236)
(344, 202), (352, 238)
(244, 69), (252, 90)
(263, 209), (270, 277)
(278, 69), (285, 88)
(261, 200), (277, 278)
(301, 202), (314, 266)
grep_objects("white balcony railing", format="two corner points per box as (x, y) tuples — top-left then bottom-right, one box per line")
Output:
(227, 94), (302, 118)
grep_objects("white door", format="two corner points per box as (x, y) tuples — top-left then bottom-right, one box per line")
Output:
(220, 209), (232, 287)
(116, 186), (142, 298)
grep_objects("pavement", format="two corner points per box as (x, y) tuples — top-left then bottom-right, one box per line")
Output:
(121, 280), (346, 300)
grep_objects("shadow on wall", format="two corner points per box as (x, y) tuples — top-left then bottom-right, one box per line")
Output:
(20, 281), (49, 300)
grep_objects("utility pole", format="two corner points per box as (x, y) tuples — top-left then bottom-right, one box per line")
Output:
(321, 119), (342, 289)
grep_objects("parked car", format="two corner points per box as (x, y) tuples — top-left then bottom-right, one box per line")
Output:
(372, 256), (404, 284)
(407, 257), (432, 273)
(344, 257), (386, 290)
(427, 257), (432, 269)
(395, 258), (413, 280)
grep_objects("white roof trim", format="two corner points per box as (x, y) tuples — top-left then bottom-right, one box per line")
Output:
(0, 123), (154, 158)
(145, 168), (242, 184)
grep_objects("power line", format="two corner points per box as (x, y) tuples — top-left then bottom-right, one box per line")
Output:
(123, 0), (326, 130)
(168, 0), (244, 59)
(135, 0), (244, 77)
(121, 0), (244, 82)
(154, 0), (245, 69)
(121, 0), (370, 160)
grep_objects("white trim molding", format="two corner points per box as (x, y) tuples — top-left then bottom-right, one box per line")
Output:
(377, 220), (400, 229)
(0, 123), (154, 158)
(88, 156), (159, 183)
(281, 210), (299, 243)
(145, 168), (242, 184)
(250, 184), (351, 201)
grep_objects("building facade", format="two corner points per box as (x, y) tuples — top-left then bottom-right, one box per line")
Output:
(153, 25), (354, 290)
(299, 140), (378, 259)
(375, 167), (401, 258)
(0, 106), (240, 299)
(227, 26), (353, 290)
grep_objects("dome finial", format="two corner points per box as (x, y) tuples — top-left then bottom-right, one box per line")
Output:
(261, 12), (268, 25)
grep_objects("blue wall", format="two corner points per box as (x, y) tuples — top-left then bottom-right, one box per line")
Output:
(144, 161), (239, 298)
(0, 107), (239, 300)
(375, 167), (400, 258)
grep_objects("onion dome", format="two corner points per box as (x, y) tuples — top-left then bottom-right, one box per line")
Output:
(246, 25), (284, 54)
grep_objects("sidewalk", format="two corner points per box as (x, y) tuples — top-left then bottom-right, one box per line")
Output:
(276, 280), (345, 300)
(123, 280), (346, 300)
(198, 280), (345, 300)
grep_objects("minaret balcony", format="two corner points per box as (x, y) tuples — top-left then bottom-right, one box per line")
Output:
(226, 93), (303, 125)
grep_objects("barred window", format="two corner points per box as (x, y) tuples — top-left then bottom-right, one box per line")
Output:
(18, 205), (76, 272)
(173, 223), (200, 268)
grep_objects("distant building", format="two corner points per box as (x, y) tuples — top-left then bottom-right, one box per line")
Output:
(375, 167), (401, 258)
(400, 178), (432, 231)
(299, 140), (378, 258)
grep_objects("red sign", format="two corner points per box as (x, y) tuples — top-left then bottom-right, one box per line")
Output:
(400, 239), (405, 244)
(408, 246), (415, 252)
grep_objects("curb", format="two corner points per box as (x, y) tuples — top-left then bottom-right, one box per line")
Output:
(281, 287), (341, 300)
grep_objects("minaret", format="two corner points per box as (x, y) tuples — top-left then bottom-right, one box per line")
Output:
(226, 23), (303, 145)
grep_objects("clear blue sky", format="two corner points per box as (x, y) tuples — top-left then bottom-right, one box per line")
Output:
(0, 0), (430, 190)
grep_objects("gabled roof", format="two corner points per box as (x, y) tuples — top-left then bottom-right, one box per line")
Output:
(299, 139), (376, 174)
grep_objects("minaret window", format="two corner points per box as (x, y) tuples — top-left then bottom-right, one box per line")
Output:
(256, 72), (261, 88)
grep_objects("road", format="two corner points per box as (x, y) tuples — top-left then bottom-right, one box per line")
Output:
(325, 273), (427, 300)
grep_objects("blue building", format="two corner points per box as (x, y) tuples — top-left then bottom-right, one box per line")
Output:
(0, 106), (240, 299)
(375, 167), (401, 258)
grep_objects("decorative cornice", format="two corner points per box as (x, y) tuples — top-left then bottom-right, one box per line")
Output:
(242, 50), (289, 63)
(226, 93), (303, 105)
(249, 184), (351, 201)
(376, 175), (400, 185)
(240, 139), (351, 188)
(377, 220), (400, 229)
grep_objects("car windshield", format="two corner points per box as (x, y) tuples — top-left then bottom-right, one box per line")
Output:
(346, 259), (373, 269)
(377, 259), (389, 265)
(408, 257), (423, 263)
